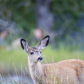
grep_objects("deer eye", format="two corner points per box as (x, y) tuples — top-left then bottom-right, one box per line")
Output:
(30, 52), (34, 55)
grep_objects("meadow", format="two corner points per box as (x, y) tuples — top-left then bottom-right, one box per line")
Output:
(0, 45), (84, 73)
(0, 45), (84, 84)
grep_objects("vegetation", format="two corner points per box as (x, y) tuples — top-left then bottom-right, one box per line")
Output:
(0, 0), (84, 83)
(0, 46), (84, 72)
(0, 0), (84, 46)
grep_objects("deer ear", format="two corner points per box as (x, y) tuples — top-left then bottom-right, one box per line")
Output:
(36, 35), (50, 50)
(20, 38), (29, 51)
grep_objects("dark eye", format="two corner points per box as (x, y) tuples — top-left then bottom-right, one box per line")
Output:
(30, 52), (34, 55)
(40, 52), (41, 53)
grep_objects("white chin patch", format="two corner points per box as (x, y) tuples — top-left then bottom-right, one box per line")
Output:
(38, 60), (42, 62)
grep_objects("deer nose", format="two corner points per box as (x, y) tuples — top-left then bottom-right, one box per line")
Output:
(38, 57), (43, 61)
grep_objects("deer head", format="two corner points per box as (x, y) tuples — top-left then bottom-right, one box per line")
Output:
(20, 35), (50, 63)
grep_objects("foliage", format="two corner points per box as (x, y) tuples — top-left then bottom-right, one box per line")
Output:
(0, 0), (84, 32)
(0, 0), (84, 46)
(51, 0), (84, 39)
(0, 0), (35, 32)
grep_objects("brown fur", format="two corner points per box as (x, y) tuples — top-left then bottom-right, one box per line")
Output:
(29, 59), (84, 84)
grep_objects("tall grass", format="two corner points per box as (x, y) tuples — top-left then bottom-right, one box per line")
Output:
(0, 46), (84, 84)
(0, 46), (84, 71)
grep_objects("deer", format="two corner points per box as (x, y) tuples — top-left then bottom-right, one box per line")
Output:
(20, 35), (84, 84)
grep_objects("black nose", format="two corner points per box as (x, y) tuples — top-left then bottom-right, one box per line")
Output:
(38, 57), (43, 61)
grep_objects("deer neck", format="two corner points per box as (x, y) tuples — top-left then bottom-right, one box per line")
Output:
(28, 57), (42, 77)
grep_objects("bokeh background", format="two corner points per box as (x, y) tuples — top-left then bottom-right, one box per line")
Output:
(0, 0), (84, 84)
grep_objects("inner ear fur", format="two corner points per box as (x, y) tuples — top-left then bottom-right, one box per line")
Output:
(42, 35), (50, 46)
(36, 35), (50, 48)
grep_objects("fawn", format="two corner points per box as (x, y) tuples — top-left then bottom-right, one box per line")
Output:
(20, 35), (84, 84)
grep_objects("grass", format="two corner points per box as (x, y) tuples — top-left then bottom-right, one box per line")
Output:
(42, 46), (84, 63)
(0, 45), (84, 72)
(0, 45), (84, 84)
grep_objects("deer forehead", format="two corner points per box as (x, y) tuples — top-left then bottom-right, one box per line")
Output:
(28, 47), (40, 52)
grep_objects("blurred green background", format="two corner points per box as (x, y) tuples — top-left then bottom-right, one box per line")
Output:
(0, 0), (84, 84)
